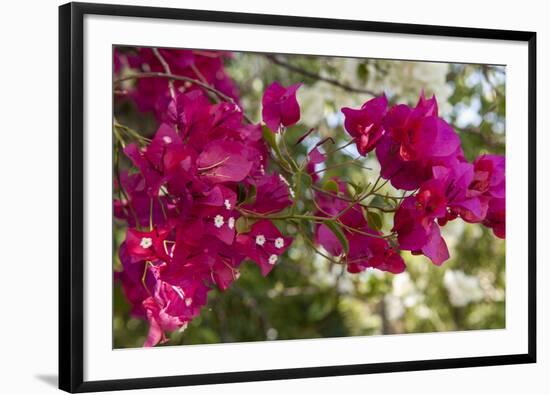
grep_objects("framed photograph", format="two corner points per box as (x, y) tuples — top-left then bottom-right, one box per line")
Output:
(59, 2), (536, 393)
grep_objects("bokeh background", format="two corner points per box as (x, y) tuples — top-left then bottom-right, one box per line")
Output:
(113, 50), (505, 348)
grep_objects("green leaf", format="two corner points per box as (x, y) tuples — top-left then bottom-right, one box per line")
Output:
(323, 179), (339, 194)
(324, 220), (349, 254)
(369, 195), (385, 207)
(366, 210), (383, 231)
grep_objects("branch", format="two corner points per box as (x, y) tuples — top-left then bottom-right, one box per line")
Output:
(114, 71), (254, 124)
(151, 48), (176, 100)
(265, 55), (379, 96)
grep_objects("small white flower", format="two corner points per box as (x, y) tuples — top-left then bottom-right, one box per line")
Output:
(268, 254), (278, 265)
(224, 199), (232, 210)
(274, 237), (285, 249)
(185, 297), (193, 307)
(214, 215), (225, 228)
(228, 217), (235, 229)
(140, 237), (153, 249)
(162, 136), (172, 144)
(255, 234), (266, 246)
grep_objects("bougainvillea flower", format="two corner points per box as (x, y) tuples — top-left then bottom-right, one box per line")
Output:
(236, 220), (293, 276)
(393, 196), (449, 265)
(376, 93), (461, 190)
(483, 197), (505, 238)
(262, 82), (302, 132)
(114, 171), (174, 228)
(154, 261), (209, 313)
(393, 198), (431, 251)
(312, 183), (406, 274)
(243, 173), (293, 214)
(123, 143), (166, 197)
(375, 131), (465, 191)
(142, 270), (210, 347)
(341, 95), (388, 155)
(469, 154), (505, 199)
(431, 163), (489, 224)
(124, 226), (173, 263)
(124, 123), (194, 197)
(315, 205), (405, 274)
(164, 90), (212, 138)
(384, 103), (459, 161)
(205, 102), (246, 139)
(184, 237), (243, 290)
(346, 231), (406, 274)
(193, 186), (239, 245)
(145, 124), (188, 172)
(416, 223), (450, 265)
(375, 134), (431, 190)
(142, 297), (175, 347)
(197, 140), (253, 184)
(315, 223), (346, 257)
(414, 178), (448, 221)
(314, 204), (365, 257)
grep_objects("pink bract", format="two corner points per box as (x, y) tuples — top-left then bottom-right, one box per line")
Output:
(342, 95), (388, 155)
(262, 82), (302, 132)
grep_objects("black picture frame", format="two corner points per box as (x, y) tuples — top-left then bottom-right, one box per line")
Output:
(59, 2), (537, 393)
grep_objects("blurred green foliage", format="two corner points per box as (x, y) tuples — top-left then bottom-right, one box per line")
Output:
(113, 51), (505, 348)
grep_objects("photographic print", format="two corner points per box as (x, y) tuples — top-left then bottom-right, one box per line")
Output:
(112, 47), (506, 349)
(60, 3), (535, 391)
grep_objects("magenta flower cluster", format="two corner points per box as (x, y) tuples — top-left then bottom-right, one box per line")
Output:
(116, 47), (240, 119)
(115, 94), (295, 345)
(114, 48), (505, 346)
(341, 94), (505, 266)
(115, 50), (298, 346)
